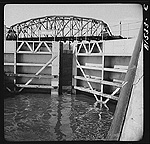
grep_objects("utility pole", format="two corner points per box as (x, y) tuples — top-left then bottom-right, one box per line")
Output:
(119, 21), (122, 36)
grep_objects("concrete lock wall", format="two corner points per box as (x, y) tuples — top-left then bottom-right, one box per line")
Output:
(104, 39), (136, 94)
(104, 38), (136, 56)
(120, 45), (143, 141)
(106, 23), (143, 141)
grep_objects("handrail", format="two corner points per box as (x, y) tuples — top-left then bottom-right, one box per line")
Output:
(106, 22), (143, 140)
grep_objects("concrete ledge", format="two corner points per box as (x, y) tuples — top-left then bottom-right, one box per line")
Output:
(4, 41), (16, 53)
(104, 38), (136, 56)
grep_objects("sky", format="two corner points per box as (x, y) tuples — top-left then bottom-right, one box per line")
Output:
(4, 4), (142, 27)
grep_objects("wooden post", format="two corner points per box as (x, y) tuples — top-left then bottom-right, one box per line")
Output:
(106, 23), (143, 141)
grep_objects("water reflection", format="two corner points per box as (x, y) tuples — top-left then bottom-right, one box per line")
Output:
(60, 95), (73, 140)
(48, 94), (59, 140)
(4, 93), (114, 141)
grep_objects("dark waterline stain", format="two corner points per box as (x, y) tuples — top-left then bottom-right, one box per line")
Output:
(4, 93), (115, 141)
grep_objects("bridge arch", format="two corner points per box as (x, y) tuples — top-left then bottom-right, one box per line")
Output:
(6, 15), (115, 41)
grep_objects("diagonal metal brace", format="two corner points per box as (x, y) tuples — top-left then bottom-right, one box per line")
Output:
(18, 55), (57, 92)
(94, 81), (128, 110)
(75, 55), (99, 102)
(103, 81), (128, 105)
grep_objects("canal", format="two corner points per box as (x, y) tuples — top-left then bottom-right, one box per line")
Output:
(4, 93), (115, 141)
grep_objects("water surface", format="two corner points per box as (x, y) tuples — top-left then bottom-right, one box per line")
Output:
(4, 93), (114, 141)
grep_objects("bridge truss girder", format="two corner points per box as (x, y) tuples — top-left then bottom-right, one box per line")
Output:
(6, 15), (113, 40)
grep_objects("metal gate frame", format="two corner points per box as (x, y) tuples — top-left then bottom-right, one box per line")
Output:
(12, 40), (59, 93)
(72, 40), (127, 109)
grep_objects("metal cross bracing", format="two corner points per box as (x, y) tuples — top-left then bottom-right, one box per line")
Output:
(16, 41), (52, 53)
(6, 15), (112, 41)
(6, 40), (59, 93)
(72, 40), (128, 110)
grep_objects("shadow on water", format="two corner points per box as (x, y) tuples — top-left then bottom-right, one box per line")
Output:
(4, 93), (116, 141)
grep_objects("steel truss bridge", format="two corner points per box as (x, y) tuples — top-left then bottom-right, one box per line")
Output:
(6, 15), (122, 41)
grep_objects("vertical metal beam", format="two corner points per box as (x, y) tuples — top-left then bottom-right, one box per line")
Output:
(62, 17), (64, 37)
(72, 41), (78, 94)
(46, 17), (48, 37)
(54, 17), (56, 39)
(17, 24), (19, 40)
(14, 41), (17, 92)
(46, 17), (48, 30)
(81, 19), (83, 37)
(51, 41), (59, 95)
(70, 19), (72, 37)
(90, 21), (92, 36)
(87, 21), (88, 38)
(33, 41), (34, 51)
(100, 41), (104, 102)
(38, 23), (40, 41)
(30, 20), (33, 38)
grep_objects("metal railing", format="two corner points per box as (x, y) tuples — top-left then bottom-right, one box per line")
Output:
(109, 21), (142, 39)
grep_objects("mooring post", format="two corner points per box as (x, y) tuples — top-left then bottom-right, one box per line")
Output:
(106, 22), (143, 141)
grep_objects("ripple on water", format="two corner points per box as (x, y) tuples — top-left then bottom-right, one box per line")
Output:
(4, 93), (115, 141)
